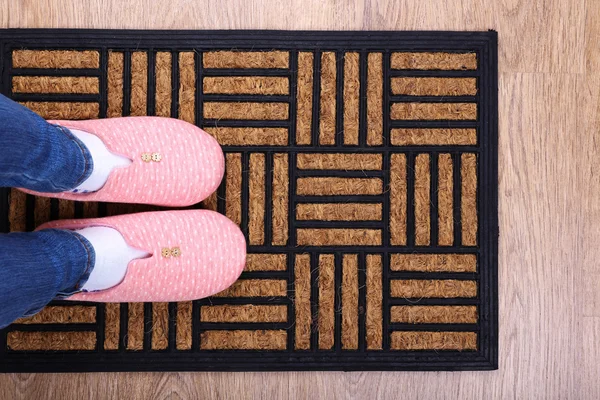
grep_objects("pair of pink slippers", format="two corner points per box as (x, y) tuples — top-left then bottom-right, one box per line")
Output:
(22, 117), (246, 303)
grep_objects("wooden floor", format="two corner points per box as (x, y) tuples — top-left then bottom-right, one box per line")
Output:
(1, 0), (598, 398)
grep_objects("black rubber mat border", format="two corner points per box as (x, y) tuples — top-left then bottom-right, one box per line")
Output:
(0, 29), (498, 372)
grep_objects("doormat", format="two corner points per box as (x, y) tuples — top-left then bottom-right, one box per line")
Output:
(0, 30), (498, 371)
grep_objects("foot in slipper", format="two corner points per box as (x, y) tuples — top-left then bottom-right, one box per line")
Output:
(20, 117), (224, 207)
(37, 210), (246, 302)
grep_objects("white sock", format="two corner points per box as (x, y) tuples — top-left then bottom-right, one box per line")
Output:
(69, 129), (131, 193)
(76, 226), (149, 292)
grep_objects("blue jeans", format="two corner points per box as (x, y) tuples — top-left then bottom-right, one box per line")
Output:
(0, 94), (96, 328)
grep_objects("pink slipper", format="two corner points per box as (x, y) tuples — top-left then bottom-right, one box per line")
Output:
(20, 117), (224, 207)
(36, 210), (246, 303)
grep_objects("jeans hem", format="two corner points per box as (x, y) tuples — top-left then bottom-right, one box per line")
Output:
(20, 230), (96, 316)
(55, 231), (96, 298)
(54, 124), (94, 189)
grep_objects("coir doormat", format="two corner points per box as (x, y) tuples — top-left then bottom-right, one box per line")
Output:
(0, 30), (498, 371)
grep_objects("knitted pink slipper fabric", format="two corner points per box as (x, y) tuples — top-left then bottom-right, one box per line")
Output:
(21, 117), (224, 207)
(36, 210), (246, 303)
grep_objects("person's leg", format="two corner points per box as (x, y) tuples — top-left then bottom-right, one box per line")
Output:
(0, 94), (95, 326)
(0, 225), (146, 328)
(0, 94), (93, 192)
(0, 229), (94, 328)
(0, 96), (149, 326)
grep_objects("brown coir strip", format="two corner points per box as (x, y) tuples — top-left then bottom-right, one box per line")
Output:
(390, 254), (477, 272)
(34, 197), (51, 227)
(391, 128), (477, 146)
(296, 153), (382, 170)
(176, 302), (192, 350)
(296, 177), (383, 196)
(225, 153), (242, 226)
(246, 254), (287, 271)
(201, 305), (287, 323)
(127, 303), (144, 350)
(272, 153), (289, 245)
(391, 53), (477, 70)
(391, 305), (477, 324)
(9, 189), (26, 232)
(83, 202), (99, 218)
(342, 254), (359, 350)
(104, 303), (120, 350)
(212, 279), (287, 297)
(14, 306), (96, 324)
(391, 280), (477, 298)
(461, 153), (478, 246)
(391, 103), (477, 120)
(249, 153), (265, 245)
(7, 331), (96, 351)
(205, 127), (288, 146)
(390, 154), (407, 245)
(58, 199), (74, 219)
(319, 52), (336, 145)
(318, 254), (335, 349)
(367, 53), (383, 145)
(366, 254), (383, 350)
(201, 192), (218, 211)
(179, 52), (195, 123)
(414, 154), (431, 246)
(12, 50), (100, 69)
(390, 331), (477, 350)
(296, 52), (314, 145)
(36, 196), (54, 223)
(296, 203), (382, 221)
(204, 76), (289, 95)
(204, 102), (288, 120)
(295, 254), (312, 350)
(105, 203), (162, 216)
(200, 330), (287, 350)
(107, 52), (124, 118)
(155, 52), (172, 117)
(343, 52), (360, 145)
(391, 77), (477, 96)
(130, 52), (147, 116)
(20, 102), (99, 119)
(297, 228), (382, 246)
(438, 154), (454, 246)
(203, 51), (289, 69)
(12, 76), (99, 94)
(151, 303), (169, 350)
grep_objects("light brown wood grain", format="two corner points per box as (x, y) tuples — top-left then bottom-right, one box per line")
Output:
(578, 317), (600, 399)
(497, 73), (578, 397)
(5, 0), (585, 73)
(582, 0), (600, 322)
(0, 0), (7, 27)
(0, 0), (596, 398)
(578, 13), (600, 400)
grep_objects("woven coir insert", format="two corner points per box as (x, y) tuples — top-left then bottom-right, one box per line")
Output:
(0, 30), (498, 372)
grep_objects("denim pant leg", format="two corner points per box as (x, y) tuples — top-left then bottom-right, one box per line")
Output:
(0, 229), (95, 328)
(0, 94), (93, 192)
